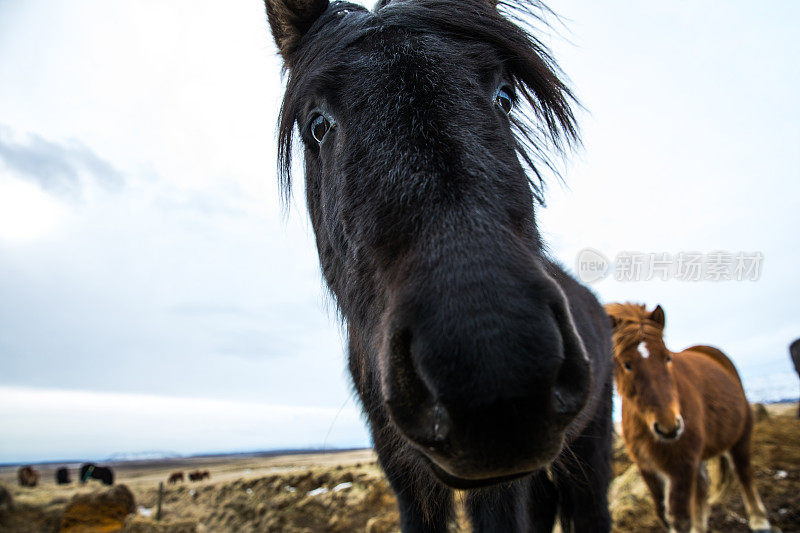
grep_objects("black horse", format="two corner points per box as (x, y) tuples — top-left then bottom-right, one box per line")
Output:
(80, 463), (114, 486)
(56, 467), (71, 485)
(264, 0), (613, 530)
(791, 338), (800, 417)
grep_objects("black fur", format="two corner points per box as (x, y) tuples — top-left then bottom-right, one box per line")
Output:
(80, 463), (114, 485)
(264, 0), (613, 530)
(56, 467), (71, 484)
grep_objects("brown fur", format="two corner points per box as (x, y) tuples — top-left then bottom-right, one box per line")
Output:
(188, 470), (210, 482)
(17, 466), (38, 488)
(168, 471), (184, 484)
(685, 344), (744, 388)
(606, 302), (772, 533)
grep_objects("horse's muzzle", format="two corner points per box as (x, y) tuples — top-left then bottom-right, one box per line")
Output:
(380, 295), (591, 486)
(652, 415), (684, 442)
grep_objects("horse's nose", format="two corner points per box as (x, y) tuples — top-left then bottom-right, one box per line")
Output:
(653, 415), (684, 441)
(381, 303), (590, 484)
(379, 250), (592, 484)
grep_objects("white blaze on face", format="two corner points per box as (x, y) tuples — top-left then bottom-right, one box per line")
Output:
(637, 341), (650, 359)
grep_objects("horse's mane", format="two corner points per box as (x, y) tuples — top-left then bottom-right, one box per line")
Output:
(605, 302), (664, 357)
(277, 0), (579, 205)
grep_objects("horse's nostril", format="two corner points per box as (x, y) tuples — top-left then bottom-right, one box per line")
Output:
(653, 420), (682, 440)
(550, 302), (591, 418)
(431, 403), (450, 442)
(383, 326), (454, 448)
(551, 384), (583, 416)
(653, 422), (670, 438)
(388, 399), (452, 450)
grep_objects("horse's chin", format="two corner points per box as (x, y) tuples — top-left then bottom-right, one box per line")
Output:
(422, 456), (537, 490)
(410, 428), (566, 489)
(428, 461), (534, 489)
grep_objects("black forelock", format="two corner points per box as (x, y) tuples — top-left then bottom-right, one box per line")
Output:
(276, 0), (579, 205)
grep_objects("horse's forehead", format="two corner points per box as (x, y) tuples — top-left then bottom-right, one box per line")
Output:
(637, 341), (650, 359)
(320, 32), (477, 115)
(348, 29), (480, 80)
(634, 338), (667, 361)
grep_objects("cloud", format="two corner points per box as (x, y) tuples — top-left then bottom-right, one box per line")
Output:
(0, 152), (348, 408)
(0, 126), (124, 199)
(0, 386), (369, 463)
(0, 0), (797, 464)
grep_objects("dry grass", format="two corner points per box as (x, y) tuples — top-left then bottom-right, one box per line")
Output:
(0, 404), (797, 532)
(611, 403), (800, 533)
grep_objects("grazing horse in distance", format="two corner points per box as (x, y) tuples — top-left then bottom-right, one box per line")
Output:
(17, 466), (39, 487)
(790, 338), (800, 417)
(606, 302), (772, 533)
(92, 466), (114, 485)
(263, 0), (614, 530)
(168, 471), (185, 484)
(80, 463), (114, 486)
(188, 470), (210, 482)
(56, 467), (71, 485)
(80, 462), (95, 483)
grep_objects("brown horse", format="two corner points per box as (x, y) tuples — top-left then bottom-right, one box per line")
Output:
(17, 466), (39, 487)
(188, 470), (210, 482)
(606, 303), (772, 533)
(168, 471), (184, 484)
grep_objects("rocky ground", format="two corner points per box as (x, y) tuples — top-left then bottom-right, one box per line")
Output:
(0, 403), (797, 532)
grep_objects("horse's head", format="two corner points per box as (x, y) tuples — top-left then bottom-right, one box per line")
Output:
(606, 303), (683, 442)
(265, 0), (593, 487)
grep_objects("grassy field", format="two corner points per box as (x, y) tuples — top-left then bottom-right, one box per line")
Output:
(1, 404), (797, 532)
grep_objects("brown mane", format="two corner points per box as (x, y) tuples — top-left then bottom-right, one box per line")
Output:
(604, 302), (664, 358)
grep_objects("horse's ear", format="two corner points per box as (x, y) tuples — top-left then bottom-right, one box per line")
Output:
(265, 0), (329, 64)
(649, 305), (666, 329)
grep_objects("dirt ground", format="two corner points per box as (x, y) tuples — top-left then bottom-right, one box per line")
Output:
(1, 404), (797, 532)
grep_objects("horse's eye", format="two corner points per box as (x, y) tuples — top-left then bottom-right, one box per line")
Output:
(311, 115), (331, 143)
(495, 87), (513, 114)
(624, 362), (632, 371)
(666, 355), (672, 363)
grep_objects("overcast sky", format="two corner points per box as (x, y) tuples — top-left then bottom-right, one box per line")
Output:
(0, 1), (798, 463)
